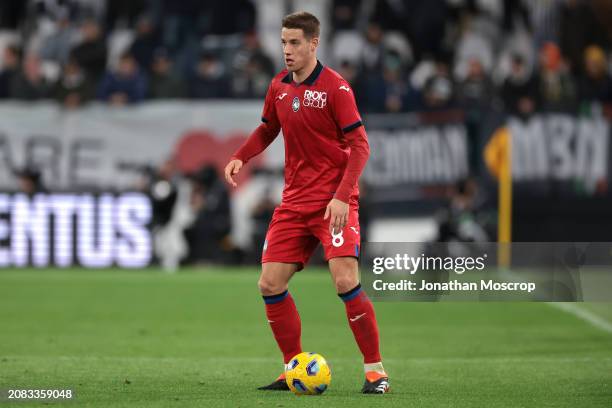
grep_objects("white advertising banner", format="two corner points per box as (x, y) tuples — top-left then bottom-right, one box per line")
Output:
(0, 101), (285, 190)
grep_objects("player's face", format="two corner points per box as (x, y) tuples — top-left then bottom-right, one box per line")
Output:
(281, 28), (318, 72)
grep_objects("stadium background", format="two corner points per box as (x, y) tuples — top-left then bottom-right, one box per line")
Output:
(0, 0), (611, 407)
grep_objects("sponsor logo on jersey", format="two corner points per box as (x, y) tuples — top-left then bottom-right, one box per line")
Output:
(339, 85), (350, 92)
(303, 90), (327, 108)
(277, 92), (288, 100)
(292, 96), (300, 112)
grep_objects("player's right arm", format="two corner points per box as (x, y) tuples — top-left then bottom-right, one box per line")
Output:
(225, 82), (281, 187)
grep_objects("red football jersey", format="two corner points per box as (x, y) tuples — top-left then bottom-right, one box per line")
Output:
(233, 61), (370, 207)
(234, 60), (368, 208)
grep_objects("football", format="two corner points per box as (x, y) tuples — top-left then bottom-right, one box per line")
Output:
(285, 352), (332, 395)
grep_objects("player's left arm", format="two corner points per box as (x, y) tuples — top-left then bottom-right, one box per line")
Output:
(324, 82), (370, 233)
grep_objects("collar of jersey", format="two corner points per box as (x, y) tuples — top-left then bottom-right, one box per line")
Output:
(281, 60), (324, 86)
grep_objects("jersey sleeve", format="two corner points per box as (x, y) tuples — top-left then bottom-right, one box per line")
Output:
(330, 82), (363, 133)
(230, 80), (281, 164)
(330, 81), (369, 203)
(334, 124), (370, 203)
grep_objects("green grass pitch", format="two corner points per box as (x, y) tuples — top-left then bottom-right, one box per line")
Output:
(0, 268), (611, 407)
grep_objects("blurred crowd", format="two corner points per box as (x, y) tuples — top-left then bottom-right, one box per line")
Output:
(0, 0), (610, 113)
(0, 0), (266, 107)
(333, 0), (612, 116)
(139, 160), (267, 268)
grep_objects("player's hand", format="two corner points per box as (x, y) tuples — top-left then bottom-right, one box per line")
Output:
(324, 198), (349, 234)
(224, 159), (243, 187)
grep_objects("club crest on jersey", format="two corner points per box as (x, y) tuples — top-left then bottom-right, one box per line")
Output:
(303, 90), (327, 108)
(292, 96), (300, 112)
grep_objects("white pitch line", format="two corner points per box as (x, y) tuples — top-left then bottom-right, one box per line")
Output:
(548, 302), (612, 335)
(5, 355), (610, 364)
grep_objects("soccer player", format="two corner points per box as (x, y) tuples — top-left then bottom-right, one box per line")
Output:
(224, 11), (389, 394)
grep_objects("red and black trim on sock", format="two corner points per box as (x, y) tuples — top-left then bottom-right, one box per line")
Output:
(262, 290), (289, 304)
(262, 290), (302, 364)
(338, 283), (364, 302)
(338, 283), (382, 364)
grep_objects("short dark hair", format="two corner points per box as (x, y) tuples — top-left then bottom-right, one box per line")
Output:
(282, 11), (320, 39)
